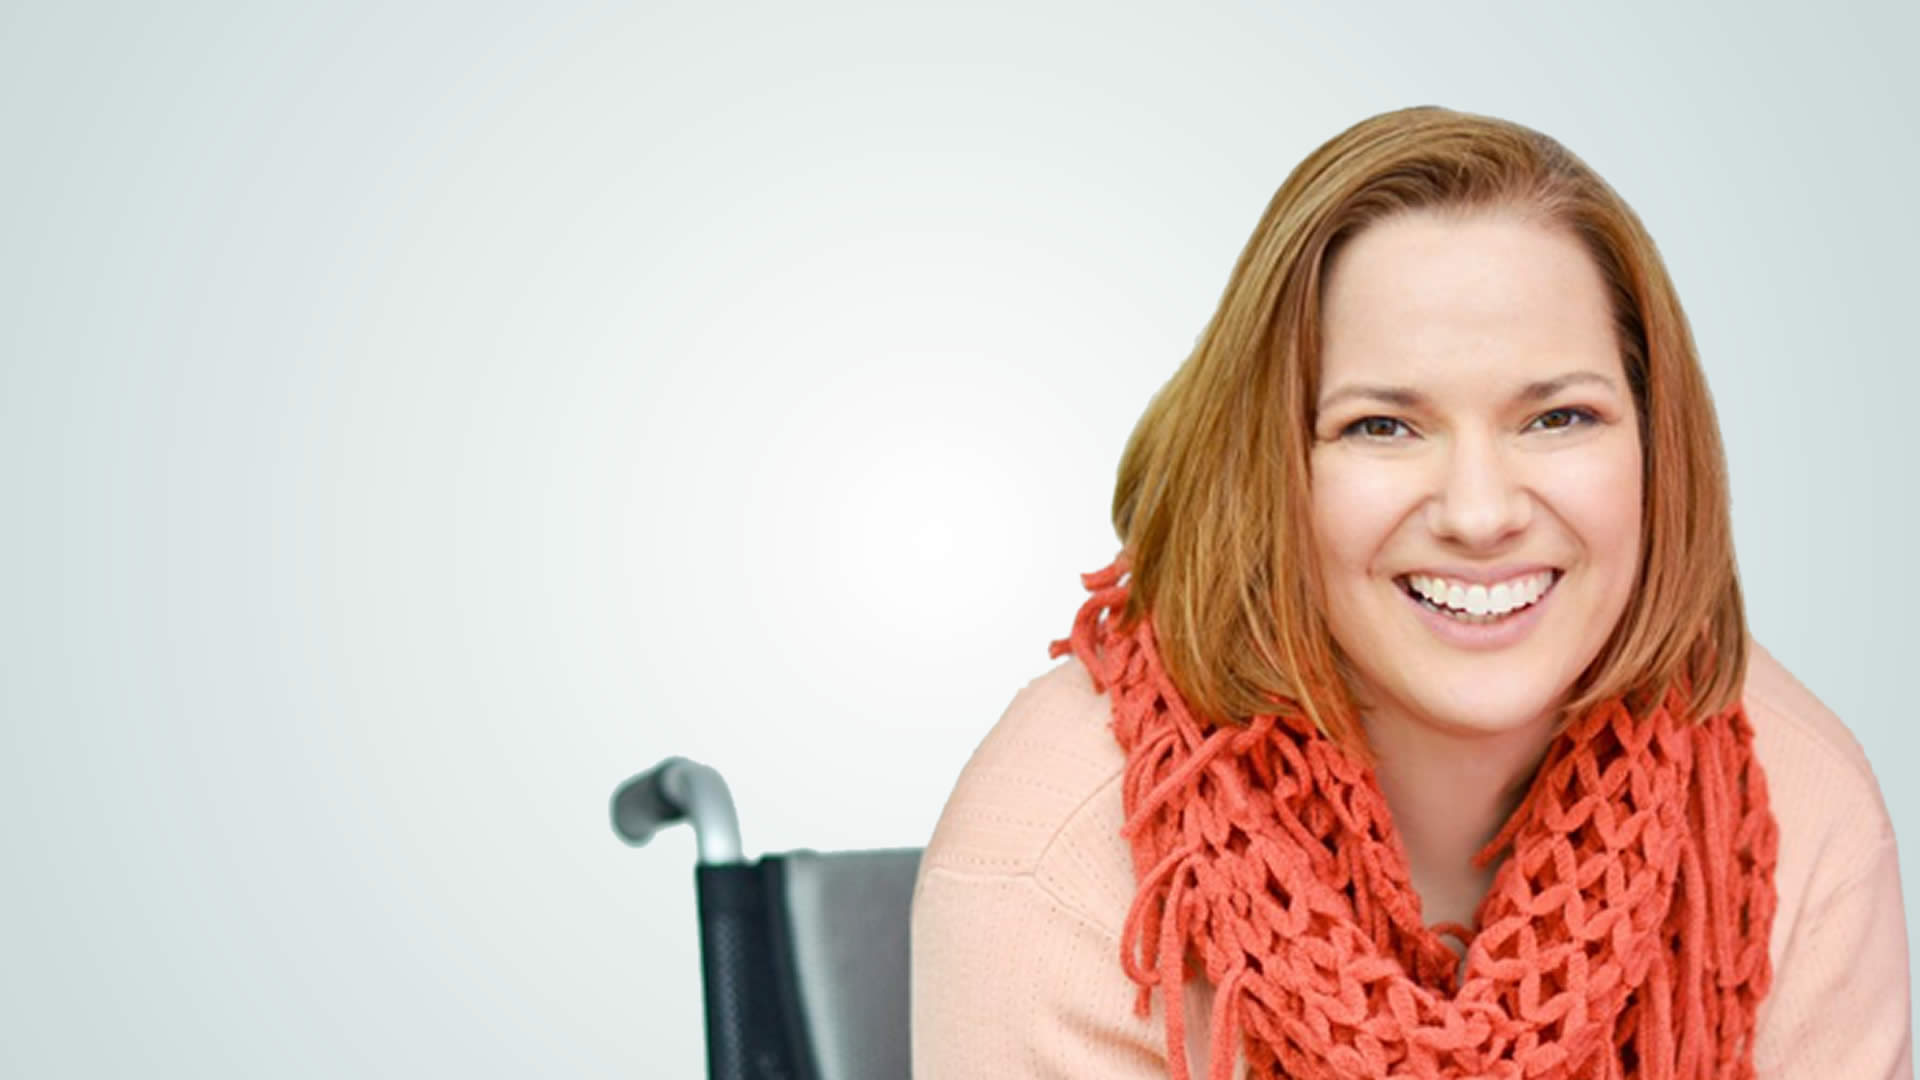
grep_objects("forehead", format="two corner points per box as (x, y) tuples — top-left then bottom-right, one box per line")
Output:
(1317, 210), (1622, 395)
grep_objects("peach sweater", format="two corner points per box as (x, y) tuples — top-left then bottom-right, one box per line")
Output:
(911, 640), (1911, 1078)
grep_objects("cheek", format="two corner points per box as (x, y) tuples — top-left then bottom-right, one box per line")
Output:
(1549, 439), (1644, 558)
(1309, 459), (1406, 575)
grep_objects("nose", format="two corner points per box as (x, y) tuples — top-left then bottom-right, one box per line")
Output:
(1425, 431), (1531, 549)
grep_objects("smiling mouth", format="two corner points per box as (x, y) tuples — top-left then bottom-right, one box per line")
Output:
(1392, 570), (1564, 624)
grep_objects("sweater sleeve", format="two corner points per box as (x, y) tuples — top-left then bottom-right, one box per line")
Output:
(910, 864), (1182, 1079)
(1753, 837), (1913, 1078)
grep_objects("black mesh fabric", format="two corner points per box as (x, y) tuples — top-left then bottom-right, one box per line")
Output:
(695, 863), (816, 1080)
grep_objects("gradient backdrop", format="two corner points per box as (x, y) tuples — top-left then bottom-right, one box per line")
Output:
(3, 1), (1914, 1075)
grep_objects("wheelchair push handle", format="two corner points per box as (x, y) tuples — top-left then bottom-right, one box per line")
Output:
(609, 756), (744, 865)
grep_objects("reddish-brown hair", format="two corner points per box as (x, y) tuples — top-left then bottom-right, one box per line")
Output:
(1110, 105), (1746, 757)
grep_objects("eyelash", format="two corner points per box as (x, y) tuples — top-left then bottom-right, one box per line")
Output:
(1338, 407), (1601, 442)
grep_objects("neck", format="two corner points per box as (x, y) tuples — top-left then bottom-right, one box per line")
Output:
(1361, 706), (1559, 918)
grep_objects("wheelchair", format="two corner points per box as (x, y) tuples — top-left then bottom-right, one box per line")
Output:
(611, 757), (921, 1080)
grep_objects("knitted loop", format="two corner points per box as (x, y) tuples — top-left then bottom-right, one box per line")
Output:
(1047, 557), (1777, 1080)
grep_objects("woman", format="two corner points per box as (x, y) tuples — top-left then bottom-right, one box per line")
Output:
(910, 106), (1910, 1078)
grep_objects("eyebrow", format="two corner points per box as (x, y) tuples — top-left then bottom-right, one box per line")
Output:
(1317, 371), (1621, 413)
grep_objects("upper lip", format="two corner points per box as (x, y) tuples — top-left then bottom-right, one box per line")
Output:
(1396, 564), (1562, 586)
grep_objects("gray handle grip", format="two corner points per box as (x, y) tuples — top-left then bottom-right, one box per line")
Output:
(609, 756), (744, 864)
(611, 757), (688, 847)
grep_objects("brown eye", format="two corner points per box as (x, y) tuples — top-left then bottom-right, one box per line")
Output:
(1532, 407), (1598, 432)
(1342, 416), (1410, 440)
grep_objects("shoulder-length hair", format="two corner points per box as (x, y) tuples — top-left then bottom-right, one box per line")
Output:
(1111, 105), (1746, 758)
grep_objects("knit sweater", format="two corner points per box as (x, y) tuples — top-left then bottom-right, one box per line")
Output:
(910, 638), (1911, 1078)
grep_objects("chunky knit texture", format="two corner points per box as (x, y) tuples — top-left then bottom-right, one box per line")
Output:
(1045, 556), (1780, 1080)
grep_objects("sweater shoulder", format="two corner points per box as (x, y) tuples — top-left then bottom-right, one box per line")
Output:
(1743, 639), (1878, 799)
(1742, 637), (1897, 934)
(1744, 637), (1893, 846)
(917, 655), (1137, 935)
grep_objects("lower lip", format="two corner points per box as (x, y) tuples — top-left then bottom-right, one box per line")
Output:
(1399, 575), (1558, 651)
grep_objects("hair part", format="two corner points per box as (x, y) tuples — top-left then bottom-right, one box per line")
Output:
(1110, 105), (1747, 760)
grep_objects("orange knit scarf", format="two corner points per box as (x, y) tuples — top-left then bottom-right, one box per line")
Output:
(1047, 556), (1778, 1080)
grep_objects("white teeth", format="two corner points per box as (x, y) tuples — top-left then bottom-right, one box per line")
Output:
(1407, 570), (1555, 617)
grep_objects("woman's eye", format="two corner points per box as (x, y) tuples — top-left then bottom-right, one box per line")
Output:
(1531, 406), (1599, 432)
(1341, 416), (1409, 440)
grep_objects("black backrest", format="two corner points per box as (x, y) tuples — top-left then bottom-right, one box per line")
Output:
(695, 849), (922, 1080)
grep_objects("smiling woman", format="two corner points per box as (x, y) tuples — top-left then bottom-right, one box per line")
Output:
(912, 106), (1910, 1079)
(1309, 213), (1650, 939)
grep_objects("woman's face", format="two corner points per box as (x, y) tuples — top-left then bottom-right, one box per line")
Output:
(1307, 209), (1643, 743)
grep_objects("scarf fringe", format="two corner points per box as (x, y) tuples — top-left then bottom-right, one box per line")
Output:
(1047, 557), (1777, 1079)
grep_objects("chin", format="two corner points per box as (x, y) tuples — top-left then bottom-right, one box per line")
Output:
(1400, 682), (1565, 738)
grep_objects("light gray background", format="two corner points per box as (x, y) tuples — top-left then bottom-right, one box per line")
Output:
(3, 1), (1912, 1075)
